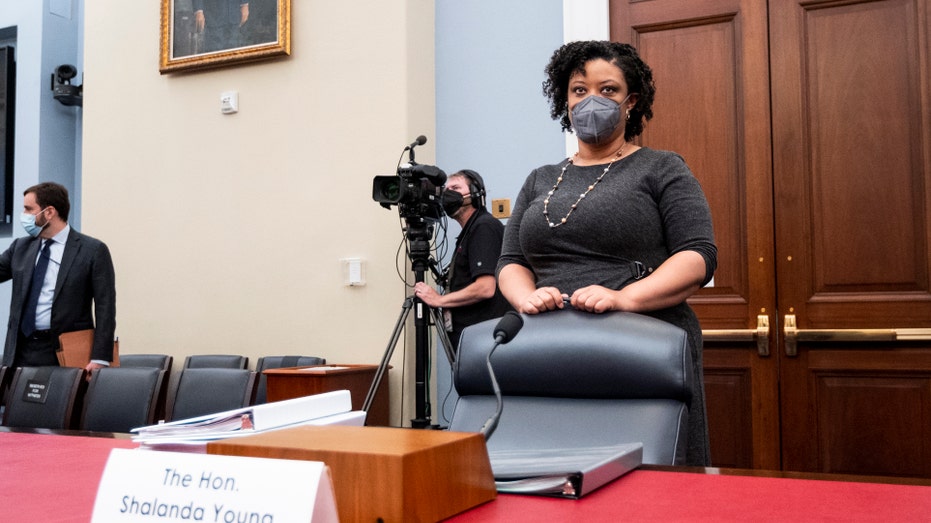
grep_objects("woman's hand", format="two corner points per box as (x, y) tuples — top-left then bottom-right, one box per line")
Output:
(517, 286), (567, 314)
(571, 251), (708, 313)
(570, 285), (622, 313)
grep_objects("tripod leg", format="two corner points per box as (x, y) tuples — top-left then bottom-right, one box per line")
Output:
(362, 297), (414, 415)
(430, 306), (456, 365)
(412, 298), (432, 427)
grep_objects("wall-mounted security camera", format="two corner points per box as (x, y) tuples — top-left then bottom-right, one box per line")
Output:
(50, 64), (82, 107)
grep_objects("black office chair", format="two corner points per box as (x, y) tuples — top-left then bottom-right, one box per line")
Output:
(80, 367), (166, 433)
(117, 355), (173, 421)
(254, 355), (326, 404)
(3, 366), (86, 430)
(182, 354), (248, 369)
(0, 365), (10, 411)
(166, 368), (256, 421)
(119, 354), (173, 372)
(448, 309), (693, 465)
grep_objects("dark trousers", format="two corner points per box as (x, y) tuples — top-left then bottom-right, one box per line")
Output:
(12, 332), (59, 368)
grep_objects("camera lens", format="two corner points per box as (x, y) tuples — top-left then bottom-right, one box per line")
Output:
(56, 64), (78, 82)
(380, 180), (400, 201)
(373, 175), (403, 204)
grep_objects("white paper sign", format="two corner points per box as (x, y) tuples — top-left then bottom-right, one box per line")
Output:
(92, 449), (338, 522)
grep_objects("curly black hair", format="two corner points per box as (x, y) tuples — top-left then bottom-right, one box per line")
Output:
(543, 40), (655, 141)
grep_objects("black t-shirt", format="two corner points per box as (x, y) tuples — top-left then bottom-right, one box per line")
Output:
(447, 210), (513, 338)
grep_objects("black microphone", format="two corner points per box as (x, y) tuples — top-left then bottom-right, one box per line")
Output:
(403, 135), (427, 162)
(493, 311), (523, 344)
(404, 135), (427, 151)
(480, 311), (524, 440)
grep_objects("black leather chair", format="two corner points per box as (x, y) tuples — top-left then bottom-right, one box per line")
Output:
(80, 367), (166, 432)
(3, 366), (85, 430)
(167, 368), (256, 421)
(448, 309), (693, 465)
(254, 355), (326, 404)
(0, 365), (10, 416)
(119, 354), (173, 372)
(117, 355), (173, 421)
(182, 354), (248, 369)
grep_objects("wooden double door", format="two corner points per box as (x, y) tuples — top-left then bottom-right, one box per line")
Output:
(612, 0), (931, 476)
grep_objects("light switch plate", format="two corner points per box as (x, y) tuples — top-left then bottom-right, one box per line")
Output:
(220, 91), (239, 114)
(491, 198), (511, 219)
(341, 258), (365, 286)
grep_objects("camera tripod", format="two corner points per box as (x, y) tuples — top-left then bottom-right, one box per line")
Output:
(362, 220), (455, 428)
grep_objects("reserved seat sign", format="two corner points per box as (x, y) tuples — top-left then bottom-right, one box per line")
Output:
(92, 448), (338, 522)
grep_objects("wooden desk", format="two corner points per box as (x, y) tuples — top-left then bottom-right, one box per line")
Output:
(263, 364), (389, 426)
(209, 425), (496, 523)
(4, 430), (931, 522)
(0, 431), (138, 522)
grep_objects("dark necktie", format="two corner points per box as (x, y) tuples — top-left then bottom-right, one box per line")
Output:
(21, 239), (53, 337)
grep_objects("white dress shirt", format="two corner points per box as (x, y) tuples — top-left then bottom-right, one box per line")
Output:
(33, 225), (70, 331)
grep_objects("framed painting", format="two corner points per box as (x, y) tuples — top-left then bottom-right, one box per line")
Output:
(159, 0), (291, 74)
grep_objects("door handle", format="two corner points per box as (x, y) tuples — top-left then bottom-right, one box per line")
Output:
(702, 314), (770, 356)
(783, 314), (931, 356)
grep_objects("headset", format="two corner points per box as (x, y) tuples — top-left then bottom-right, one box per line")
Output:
(457, 169), (486, 209)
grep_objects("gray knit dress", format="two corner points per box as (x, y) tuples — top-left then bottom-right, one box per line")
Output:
(497, 147), (717, 466)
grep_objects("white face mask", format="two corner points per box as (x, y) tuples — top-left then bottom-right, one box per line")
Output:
(20, 208), (48, 237)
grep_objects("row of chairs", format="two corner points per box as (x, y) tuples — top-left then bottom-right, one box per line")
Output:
(0, 354), (325, 433)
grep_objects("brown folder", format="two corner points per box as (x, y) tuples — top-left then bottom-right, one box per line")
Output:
(56, 329), (120, 368)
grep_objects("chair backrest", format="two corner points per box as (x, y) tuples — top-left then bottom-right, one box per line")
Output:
(119, 354), (173, 372)
(0, 365), (10, 415)
(448, 309), (692, 465)
(80, 367), (166, 433)
(254, 355), (326, 404)
(167, 368), (256, 421)
(3, 366), (85, 430)
(183, 354), (248, 369)
(116, 356), (173, 422)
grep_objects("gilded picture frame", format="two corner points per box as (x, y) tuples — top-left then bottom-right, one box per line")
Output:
(159, 0), (291, 74)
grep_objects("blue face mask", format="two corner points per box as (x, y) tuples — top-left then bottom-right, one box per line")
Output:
(20, 209), (48, 237)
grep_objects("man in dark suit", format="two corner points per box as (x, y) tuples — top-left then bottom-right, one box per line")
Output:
(0, 182), (116, 371)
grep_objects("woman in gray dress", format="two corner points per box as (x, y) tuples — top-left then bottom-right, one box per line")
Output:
(496, 40), (717, 466)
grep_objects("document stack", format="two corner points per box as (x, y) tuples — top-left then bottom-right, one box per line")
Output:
(131, 390), (365, 452)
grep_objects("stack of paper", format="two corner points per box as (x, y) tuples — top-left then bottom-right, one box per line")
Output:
(132, 390), (365, 451)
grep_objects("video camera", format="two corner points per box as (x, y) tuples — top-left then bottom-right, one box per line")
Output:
(372, 136), (447, 222)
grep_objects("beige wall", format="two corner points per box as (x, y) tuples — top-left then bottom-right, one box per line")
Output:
(81, 1), (436, 425)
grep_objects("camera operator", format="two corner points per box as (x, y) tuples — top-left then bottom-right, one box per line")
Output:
(413, 170), (513, 350)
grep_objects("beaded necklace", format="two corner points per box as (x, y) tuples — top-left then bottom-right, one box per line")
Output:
(542, 142), (629, 229)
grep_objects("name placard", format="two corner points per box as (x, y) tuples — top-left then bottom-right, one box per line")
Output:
(92, 448), (338, 522)
(23, 379), (50, 404)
